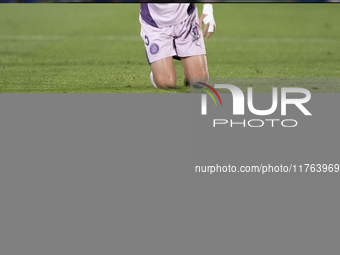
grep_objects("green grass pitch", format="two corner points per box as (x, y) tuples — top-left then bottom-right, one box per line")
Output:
(0, 4), (339, 93)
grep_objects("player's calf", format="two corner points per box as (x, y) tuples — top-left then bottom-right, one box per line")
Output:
(182, 55), (209, 87)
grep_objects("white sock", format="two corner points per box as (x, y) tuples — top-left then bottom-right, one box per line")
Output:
(150, 72), (157, 88)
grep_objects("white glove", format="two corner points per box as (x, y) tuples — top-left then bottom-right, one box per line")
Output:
(202, 4), (216, 33)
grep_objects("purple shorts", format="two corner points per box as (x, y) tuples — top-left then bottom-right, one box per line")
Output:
(140, 7), (206, 65)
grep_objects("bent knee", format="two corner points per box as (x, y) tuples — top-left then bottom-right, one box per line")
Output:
(185, 75), (209, 87)
(155, 77), (177, 90)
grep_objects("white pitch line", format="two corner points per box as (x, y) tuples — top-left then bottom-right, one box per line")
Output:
(212, 37), (340, 44)
(0, 35), (142, 41)
(0, 35), (68, 40)
(103, 35), (141, 41)
(0, 35), (339, 43)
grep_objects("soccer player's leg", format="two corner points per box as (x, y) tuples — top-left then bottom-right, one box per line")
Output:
(151, 57), (177, 89)
(140, 18), (177, 89)
(174, 7), (208, 86)
(181, 54), (209, 86)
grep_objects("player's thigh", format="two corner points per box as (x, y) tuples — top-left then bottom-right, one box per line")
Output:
(181, 54), (209, 84)
(151, 57), (177, 89)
